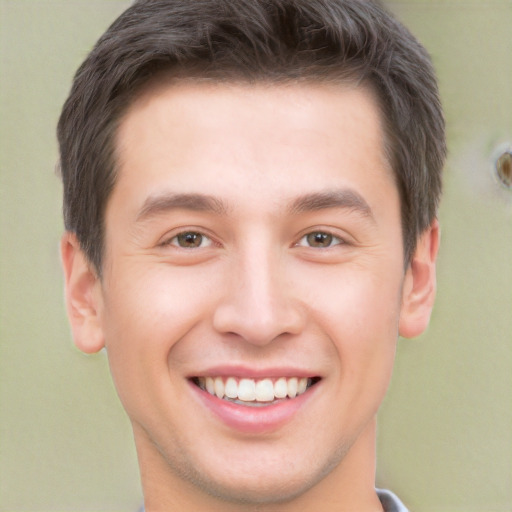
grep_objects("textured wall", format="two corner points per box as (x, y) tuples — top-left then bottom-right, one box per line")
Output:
(378, 3), (512, 511)
(1, 1), (510, 511)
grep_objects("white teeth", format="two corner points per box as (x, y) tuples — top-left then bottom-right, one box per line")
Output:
(238, 379), (256, 401)
(255, 379), (274, 402)
(214, 377), (224, 399)
(225, 377), (238, 399)
(287, 377), (298, 398)
(199, 376), (314, 403)
(274, 377), (288, 398)
(205, 376), (215, 394)
(297, 377), (308, 394)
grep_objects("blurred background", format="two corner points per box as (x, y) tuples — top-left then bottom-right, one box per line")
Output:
(1, 1), (510, 511)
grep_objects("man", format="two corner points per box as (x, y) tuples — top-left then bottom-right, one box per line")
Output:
(58, 0), (445, 510)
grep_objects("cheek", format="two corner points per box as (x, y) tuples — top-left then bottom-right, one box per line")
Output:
(306, 264), (402, 375)
(99, 264), (221, 401)
(103, 262), (219, 337)
(321, 277), (401, 431)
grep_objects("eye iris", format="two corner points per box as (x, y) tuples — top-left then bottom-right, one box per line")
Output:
(177, 232), (202, 248)
(307, 232), (332, 247)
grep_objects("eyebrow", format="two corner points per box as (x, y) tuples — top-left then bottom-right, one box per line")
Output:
(288, 189), (375, 220)
(135, 188), (374, 223)
(136, 192), (228, 222)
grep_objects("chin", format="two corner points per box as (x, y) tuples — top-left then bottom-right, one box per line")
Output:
(181, 448), (344, 507)
(196, 474), (317, 506)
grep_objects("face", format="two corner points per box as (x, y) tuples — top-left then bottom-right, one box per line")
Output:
(65, 81), (434, 508)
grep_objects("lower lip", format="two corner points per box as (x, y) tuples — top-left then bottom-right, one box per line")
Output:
(189, 381), (317, 435)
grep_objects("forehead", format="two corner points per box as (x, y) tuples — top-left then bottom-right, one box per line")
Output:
(111, 80), (396, 218)
(120, 78), (385, 141)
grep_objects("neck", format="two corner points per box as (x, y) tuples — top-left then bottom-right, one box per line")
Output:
(136, 418), (383, 512)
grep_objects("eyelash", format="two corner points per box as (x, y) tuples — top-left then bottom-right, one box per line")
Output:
(162, 229), (345, 250)
(296, 230), (345, 249)
(163, 231), (214, 249)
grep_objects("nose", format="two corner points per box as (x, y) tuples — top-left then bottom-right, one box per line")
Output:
(212, 248), (305, 345)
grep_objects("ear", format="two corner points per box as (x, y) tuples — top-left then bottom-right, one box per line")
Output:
(61, 232), (105, 353)
(399, 219), (440, 339)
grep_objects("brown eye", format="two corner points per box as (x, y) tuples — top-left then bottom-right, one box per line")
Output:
(298, 231), (342, 248)
(172, 231), (211, 248)
(306, 232), (333, 247)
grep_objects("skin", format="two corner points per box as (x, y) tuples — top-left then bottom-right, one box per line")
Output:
(62, 82), (439, 512)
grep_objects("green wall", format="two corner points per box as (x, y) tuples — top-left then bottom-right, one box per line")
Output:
(1, 1), (511, 511)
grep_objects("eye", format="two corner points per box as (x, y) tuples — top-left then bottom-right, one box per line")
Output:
(297, 231), (343, 248)
(168, 231), (213, 249)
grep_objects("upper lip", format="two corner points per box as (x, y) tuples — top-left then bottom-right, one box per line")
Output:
(188, 365), (320, 379)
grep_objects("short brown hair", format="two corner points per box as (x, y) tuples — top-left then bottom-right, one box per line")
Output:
(58, 0), (446, 274)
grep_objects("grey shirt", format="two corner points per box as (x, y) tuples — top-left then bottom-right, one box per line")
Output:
(377, 488), (409, 512)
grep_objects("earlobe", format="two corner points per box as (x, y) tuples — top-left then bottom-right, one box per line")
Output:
(399, 220), (440, 339)
(61, 232), (105, 353)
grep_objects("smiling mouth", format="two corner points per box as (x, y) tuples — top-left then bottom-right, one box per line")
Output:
(191, 376), (321, 406)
